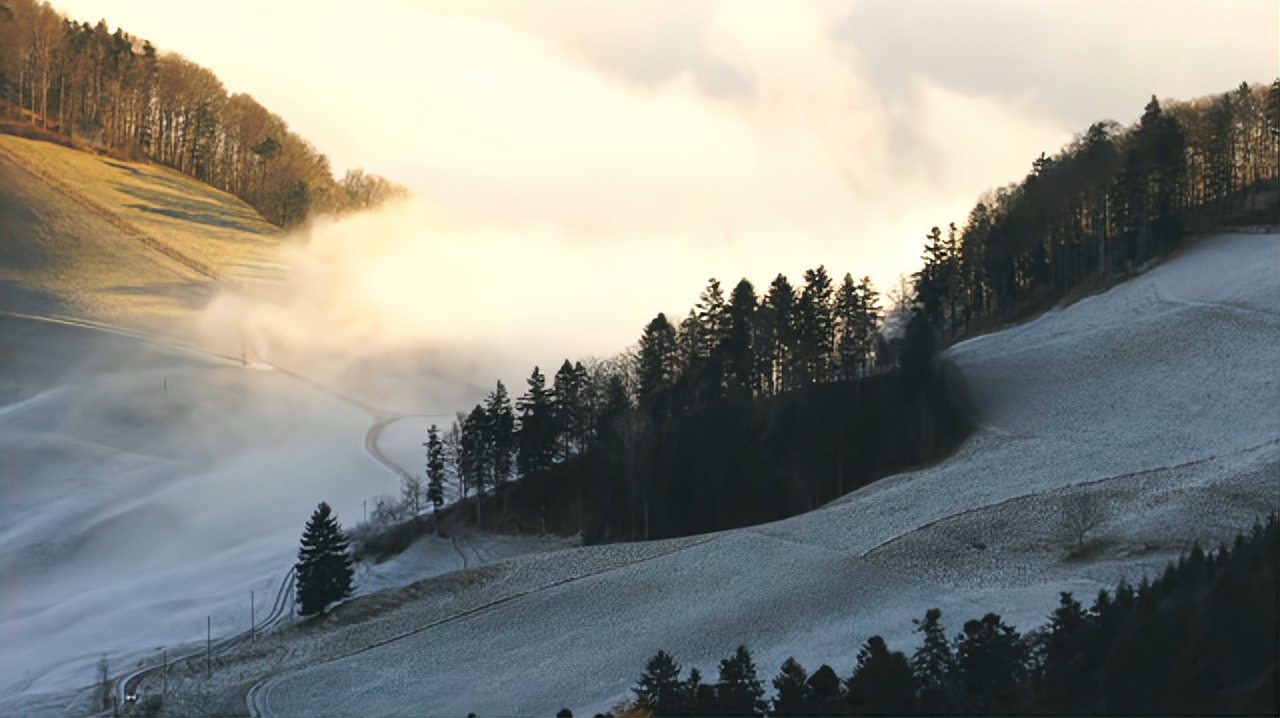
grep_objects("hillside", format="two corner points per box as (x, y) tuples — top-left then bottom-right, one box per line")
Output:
(117, 230), (1275, 717)
(0, 133), (281, 330)
(0, 133), (510, 717)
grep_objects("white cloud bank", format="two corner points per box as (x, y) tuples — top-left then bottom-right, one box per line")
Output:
(54, 0), (1279, 408)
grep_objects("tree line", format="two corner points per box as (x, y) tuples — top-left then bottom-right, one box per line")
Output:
(613, 515), (1278, 716)
(913, 81), (1279, 345)
(426, 266), (957, 543)
(405, 80), (1278, 545)
(0, 0), (406, 226)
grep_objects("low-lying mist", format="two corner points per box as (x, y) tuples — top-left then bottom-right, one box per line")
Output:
(0, 314), (395, 697)
(203, 196), (899, 415)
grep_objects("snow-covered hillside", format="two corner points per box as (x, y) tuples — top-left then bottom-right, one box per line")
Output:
(233, 232), (1278, 717)
(0, 315), (391, 697)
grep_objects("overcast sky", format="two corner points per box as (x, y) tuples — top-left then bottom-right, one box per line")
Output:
(54, 0), (1280, 384)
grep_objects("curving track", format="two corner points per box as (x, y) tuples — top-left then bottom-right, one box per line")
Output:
(116, 567), (296, 708)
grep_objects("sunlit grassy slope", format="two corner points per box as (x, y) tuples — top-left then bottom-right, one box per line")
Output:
(0, 133), (282, 329)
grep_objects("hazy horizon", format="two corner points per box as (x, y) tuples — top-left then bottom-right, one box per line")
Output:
(48, 0), (1280, 391)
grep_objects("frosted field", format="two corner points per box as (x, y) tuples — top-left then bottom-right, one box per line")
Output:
(0, 314), (560, 715)
(0, 314), (397, 699)
(238, 232), (1279, 717)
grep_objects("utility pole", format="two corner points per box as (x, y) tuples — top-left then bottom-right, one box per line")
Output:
(363, 499), (367, 523)
(205, 616), (211, 678)
(250, 590), (255, 642)
(161, 648), (167, 697)
(163, 377), (168, 397)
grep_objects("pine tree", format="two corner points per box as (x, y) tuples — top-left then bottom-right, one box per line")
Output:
(911, 607), (956, 710)
(954, 613), (1028, 711)
(723, 278), (758, 399)
(796, 266), (835, 384)
(715, 645), (767, 716)
(461, 404), (489, 522)
(771, 657), (811, 715)
(854, 276), (882, 375)
(552, 360), (582, 461)
(632, 650), (686, 716)
(636, 313), (679, 415)
(483, 381), (515, 488)
(835, 273), (862, 380)
(846, 636), (915, 714)
(805, 664), (845, 712)
(425, 424), (445, 511)
(294, 502), (354, 616)
(760, 274), (797, 393)
(517, 366), (555, 479)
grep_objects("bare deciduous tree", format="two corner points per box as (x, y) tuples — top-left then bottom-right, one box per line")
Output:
(400, 473), (424, 516)
(1061, 492), (1103, 552)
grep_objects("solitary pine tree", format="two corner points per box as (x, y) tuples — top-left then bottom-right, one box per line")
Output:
(425, 424), (446, 511)
(294, 502), (354, 616)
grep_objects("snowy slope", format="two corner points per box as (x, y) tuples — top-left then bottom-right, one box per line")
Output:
(240, 232), (1279, 717)
(0, 314), (396, 700)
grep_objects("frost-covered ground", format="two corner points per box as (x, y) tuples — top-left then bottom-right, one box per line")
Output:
(0, 314), (565, 714)
(0, 315), (395, 702)
(236, 232), (1279, 717)
(0, 136), (562, 714)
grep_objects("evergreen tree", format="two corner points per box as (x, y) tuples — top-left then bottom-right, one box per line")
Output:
(517, 366), (556, 479)
(760, 274), (797, 393)
(771, 657), (811, 715)
(425, 424), (445, 511)
(715, 645), (766, 716)
(723, 278), (758, 399)
(686, 667), (718, 715)
(294, 501), (354, 616)
(636, 313), (679, 415)
(805, 664), (845, 712)
(632, 650), (686, 716)
(845, 635), (915, 714)
(911, 608), (956, 710)
(914, 226), (951, 334)
(834, 273), (862, 380)
(483, 381), (516, 488)
(1041, 592), (1097, 712)
(552, 360), (583, 461)
(461, 404), (489, 522)
(854, 276), (882, 375)
(795, 266), (835, 384)
(443, 416), (466, 502)
(954, 613), (1028, 711)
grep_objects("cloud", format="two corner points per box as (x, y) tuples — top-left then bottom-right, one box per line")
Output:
(55, 0), (1273, 410)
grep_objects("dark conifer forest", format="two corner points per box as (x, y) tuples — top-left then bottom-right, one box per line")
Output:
(619, 516), (1279, 716)
(394, 79), (1279, 548)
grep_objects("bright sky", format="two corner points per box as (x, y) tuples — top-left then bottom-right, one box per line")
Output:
(54, 0), (1280, 392)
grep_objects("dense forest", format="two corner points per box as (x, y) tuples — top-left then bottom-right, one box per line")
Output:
(0, 0), (405, 226)
(367, 80), (1279, 548)
(913, 80), (1279, 345)
(348, 277), (965, 551)
(610, 515), (1279, 716)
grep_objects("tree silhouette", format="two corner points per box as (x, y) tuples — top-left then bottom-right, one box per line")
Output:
(715, 645), (767, 715)
(294, 502), (354, 616)
(425, 424), (445, 512)
(632, 650), (686, 716)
